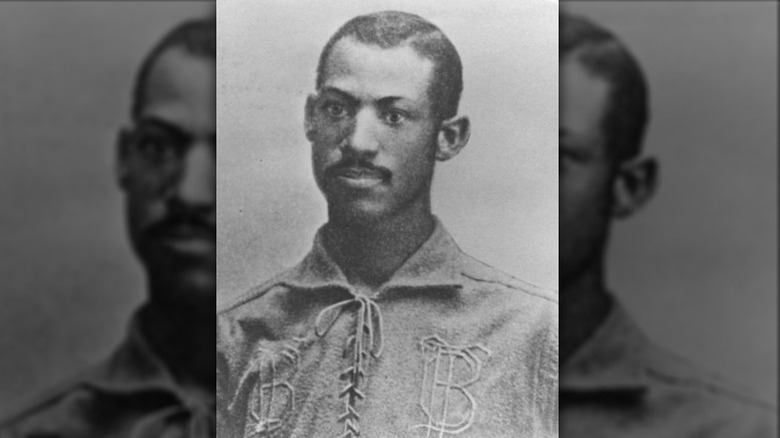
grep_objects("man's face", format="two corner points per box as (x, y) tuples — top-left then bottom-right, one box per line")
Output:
(307, 37), (440, 223)
(560, 56), (616, 286)
(119, 47), (215, 304)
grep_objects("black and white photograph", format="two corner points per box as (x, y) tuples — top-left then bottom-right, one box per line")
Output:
(217, 0), (558, 436)
(560, 2), (777, 436)
(1, 0), (778, 437)
(0, 2), (216, 435)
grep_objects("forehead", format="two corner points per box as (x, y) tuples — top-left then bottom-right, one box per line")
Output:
(140, 47), (215, 132)
(321, 37), (434, 104)
(561, 55), (610, 146)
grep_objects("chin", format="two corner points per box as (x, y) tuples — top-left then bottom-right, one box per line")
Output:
(175, 269), (216, 292)
(331, 199), (393, 224)
(146, 263), (215, 309)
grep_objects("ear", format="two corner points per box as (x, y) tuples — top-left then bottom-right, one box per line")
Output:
(116, 130), (132, 191)
(435, 115), (470, 161)
(611, 156), (658, 219)
(304, 94), (317, 142)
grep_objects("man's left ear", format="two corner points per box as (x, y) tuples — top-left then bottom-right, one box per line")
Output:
(612, 156), (658, 219)
(435, 116), (470, 161)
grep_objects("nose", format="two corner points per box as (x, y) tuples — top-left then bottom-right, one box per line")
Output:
(343, 108), (379, 157)
(174, 140), (215, 207)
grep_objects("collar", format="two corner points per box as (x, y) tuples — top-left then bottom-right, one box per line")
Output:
(561, 298), (653, 393)
(79, 306), (212, 409)
(277, 217), (465, 293)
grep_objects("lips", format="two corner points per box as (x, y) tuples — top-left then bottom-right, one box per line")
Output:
(340, 167), (383, 178)
(153, 224), (215, 256)
(331, 166), (388, 189)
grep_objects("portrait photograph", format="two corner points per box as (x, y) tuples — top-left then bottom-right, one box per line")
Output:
(217, 0), (559, 435)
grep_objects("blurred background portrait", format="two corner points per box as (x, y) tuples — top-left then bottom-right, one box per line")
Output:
(563, 0), (777, 403)
(0, 1), (213, 416)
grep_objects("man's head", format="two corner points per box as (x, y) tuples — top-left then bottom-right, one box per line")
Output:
(559, 12), (658, 287)
(117, 18), (215, 309)
(305, 11), (470, 224)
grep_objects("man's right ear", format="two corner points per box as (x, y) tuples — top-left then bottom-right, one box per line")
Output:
(116, 130), (131, 191)
(304, 95), (317, 141)
(611, 156), (658, 219)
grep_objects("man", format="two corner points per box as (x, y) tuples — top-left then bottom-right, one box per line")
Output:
(1, 17), (216, 437)
(218, 11), (558, 438)
(559, 12), (775, 437)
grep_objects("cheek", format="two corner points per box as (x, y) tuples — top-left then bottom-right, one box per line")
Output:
(125, 159), (176, 195)
(390, 126), (437, 163)
(393, 147), (432, 182)
(126, 192), (165, 227)
(311, 141), (339, 176)
(561, 174), (613, 235)
(311, 122), (347, 159)
(560, 176), (587, 217)
(124, 173), (170, 228)
(312, 116), (348, 144)
(562, 163), (612, 201)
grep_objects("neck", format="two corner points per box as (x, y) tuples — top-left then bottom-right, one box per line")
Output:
(325, 204), (435, 290)
(560, 262), (613, 365)
(142, 278), (215, 396)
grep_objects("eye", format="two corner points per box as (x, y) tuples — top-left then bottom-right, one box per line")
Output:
(133, 131), (183, 165)
(382, 109), (406, 125)
(323, 102), (348, 118)
(560, 148), (575, 161)
(560, 144), (591, 164)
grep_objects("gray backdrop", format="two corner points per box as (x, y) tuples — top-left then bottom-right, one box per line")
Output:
(217, 0), (559, 306)
(0, 1), (212, 416)
(565, 1), (777, 402)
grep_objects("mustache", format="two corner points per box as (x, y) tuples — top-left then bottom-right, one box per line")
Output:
(147, 204), (215, 239)
(325, 158), (391, 180)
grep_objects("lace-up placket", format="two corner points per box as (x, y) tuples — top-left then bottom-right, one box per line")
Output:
(315, 291), (384, 437)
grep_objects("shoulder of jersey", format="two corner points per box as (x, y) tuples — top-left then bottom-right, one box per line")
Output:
(641, 341), (775, 411)
(0, 363), (104, 432)
(218, 269), (292, 315)
(458, 252), (558, 305)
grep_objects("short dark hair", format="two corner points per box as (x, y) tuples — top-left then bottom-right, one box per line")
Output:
(561, 12), (649, 161)
(316, 11), (463, 121)
(131, 17), (215, 120)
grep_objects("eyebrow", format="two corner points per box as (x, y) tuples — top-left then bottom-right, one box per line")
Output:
(319, 87), (357, 104)
(136, 116), (216, 148)
(136, 117), (190, 139)
(320, 86), (407, 106)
